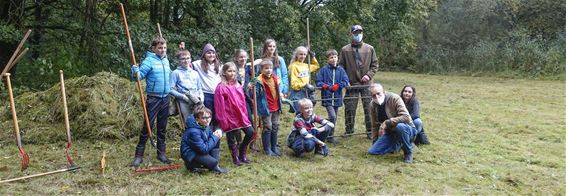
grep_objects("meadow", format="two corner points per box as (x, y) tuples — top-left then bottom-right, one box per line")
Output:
(0, 72), (564, 194)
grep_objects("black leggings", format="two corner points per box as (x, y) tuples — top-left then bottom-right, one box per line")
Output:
(226, 126), (254, 147)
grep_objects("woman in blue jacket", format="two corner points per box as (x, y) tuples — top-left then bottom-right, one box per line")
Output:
(180, 106), (228, 173)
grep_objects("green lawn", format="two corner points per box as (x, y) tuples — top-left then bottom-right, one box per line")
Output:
(1, 72), (564, 194)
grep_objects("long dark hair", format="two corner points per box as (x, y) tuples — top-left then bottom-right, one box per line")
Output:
(262, 39), (280, 69)
(401, 84), (417, 104)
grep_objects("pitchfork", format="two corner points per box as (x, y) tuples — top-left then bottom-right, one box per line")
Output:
(4, 73), (30, 171)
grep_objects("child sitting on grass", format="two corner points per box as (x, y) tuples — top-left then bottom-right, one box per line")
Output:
(287, 98), (334, 157)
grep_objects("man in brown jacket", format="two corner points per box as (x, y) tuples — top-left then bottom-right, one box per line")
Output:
(338, 24), (379, 138)
(367, 83), (417, 163)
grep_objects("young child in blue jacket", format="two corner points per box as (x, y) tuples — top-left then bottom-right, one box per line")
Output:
(180, 105), (228, 173)
(130, 36), (172, 167)
(315, 49), (350, 143)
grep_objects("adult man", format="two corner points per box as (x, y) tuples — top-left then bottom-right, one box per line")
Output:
(367, 83), (417, 163)
(339, 24), (379, 138)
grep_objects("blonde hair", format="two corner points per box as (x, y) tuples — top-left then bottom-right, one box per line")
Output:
(220, 62), (238, 85)
(297, 98), (313, 110)
(259, 59), (273, 69)
(176, 50), (191, 59)
(291, 46), (308, 63)
(232, 49), (248, 65)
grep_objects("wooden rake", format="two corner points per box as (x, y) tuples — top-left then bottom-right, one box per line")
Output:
(4, 73), (29, 171)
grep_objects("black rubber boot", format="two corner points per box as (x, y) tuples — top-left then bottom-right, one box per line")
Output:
(262, 131), (275, 156)
(270, 130), (281, 156)
(415, 129), (430, 145)
(130, 146), (145, 167)
(212, 165), (229, 174)
(157, 144), (172, 164)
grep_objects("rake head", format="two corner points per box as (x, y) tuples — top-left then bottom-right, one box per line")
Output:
(65, 142), (76, 167)
(18, 146), (29, 171)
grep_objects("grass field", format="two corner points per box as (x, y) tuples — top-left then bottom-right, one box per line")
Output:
(1, 72), (564, 194)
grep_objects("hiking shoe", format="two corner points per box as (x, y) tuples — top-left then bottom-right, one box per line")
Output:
(403, 153), (413, 164)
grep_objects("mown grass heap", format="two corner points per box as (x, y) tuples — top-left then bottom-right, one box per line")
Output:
(0, 72), (185, 144)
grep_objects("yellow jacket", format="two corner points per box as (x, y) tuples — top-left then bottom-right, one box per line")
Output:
(288, 57), (320, 91)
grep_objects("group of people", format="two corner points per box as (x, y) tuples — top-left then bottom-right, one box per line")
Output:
(129, 24), (430, 174)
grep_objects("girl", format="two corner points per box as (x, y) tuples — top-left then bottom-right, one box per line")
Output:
(261, 39), (289, 98)
(193, 43), (222, 128)
(401, 85), (430, 145)
(214, 62), (254, 165)
(288, 46), (320, 113)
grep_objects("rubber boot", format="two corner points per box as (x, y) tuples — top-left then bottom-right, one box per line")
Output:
(262, 131), (276, 156)
(229, 144), (243, 166)
(212, 164), (229, 174)
(156, 144), (172, 164)
(270, 130), (281, 156)
(238, 143), (250, 164)
(130, 146), (145, 167)
(327, 128), (339, 144)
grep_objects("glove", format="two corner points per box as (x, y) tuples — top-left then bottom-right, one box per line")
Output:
(308, 50), (316, 57)
(303, 84), (315, 92)
(330, 84), (339, 92)
(186, 93), (202, 105)
(131, 65), (139, 80)
(321, 84), (329, 90)
(326, 121), (335, 129)
(182, 95), (190, 103)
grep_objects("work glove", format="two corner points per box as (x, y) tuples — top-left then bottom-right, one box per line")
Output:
(182, 95), (190, 103)
(330, 84), (339, 92)
(186, 93), (202, 105)
(303, 84), (315, 92)
(308, 50), (316, 57)
(321, 84), (329, 90)
(131, 65), (139, 80)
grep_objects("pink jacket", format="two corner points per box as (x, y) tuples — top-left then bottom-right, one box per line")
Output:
(214, 82), (251, 132)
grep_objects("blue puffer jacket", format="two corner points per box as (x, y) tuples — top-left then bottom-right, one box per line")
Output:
(180, 115), (220, 162)
(132, 51), (172, 97)
(315, 64), (350, 107)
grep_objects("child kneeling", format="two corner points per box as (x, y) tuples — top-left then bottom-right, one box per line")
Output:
(287, 98), (334, 157)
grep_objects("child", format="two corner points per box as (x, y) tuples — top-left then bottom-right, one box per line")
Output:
(251, 59), (283, 156)
(261, 39), (289, 98)
(287, 98), (334, 157)
(214, 62), (254, 166)
(180, 105), (228, 173)
(130, 36), (172, 167)
(288, 46), (320, 113)
(169, 49), (204, 122)
(315, 49), (350, 144)
(192, 43), (222, 128)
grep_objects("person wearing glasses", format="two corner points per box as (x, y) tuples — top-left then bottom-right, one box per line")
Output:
(367, 83), (417, 163)
(180, 105), (228, 173)
(170, 49), (204, 121)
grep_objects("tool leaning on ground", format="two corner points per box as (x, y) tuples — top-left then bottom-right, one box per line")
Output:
(4, 73), (29, 172)
(59, 70), (79, 168)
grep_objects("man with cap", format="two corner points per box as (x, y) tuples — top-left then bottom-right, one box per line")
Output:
(338, 24), (379, 139)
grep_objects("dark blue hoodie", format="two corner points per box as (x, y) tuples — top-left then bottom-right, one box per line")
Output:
(180, 115), (220, 162)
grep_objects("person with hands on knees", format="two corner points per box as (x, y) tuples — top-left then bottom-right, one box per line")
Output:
(316, 49), (350, 144)
(339, 24), (379, 138)
(180, 105), (228, 173)
(367, 83), (417, 164)
(130, 35), (172, 167)
(287, 98), (334, 157)
(170, 49), (204, 121)
(288, 46), (320, 113)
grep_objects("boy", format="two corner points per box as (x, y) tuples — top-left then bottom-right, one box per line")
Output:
(251, 59), (283, 156)
(169, 49), (204, 122)
(315, 49), (350, 144)
(287, 98), (334, 157)
(130, 36), (172, 167)
(180, 105), (228, 173)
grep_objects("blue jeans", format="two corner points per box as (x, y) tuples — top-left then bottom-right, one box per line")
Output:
(368, 123), (417, 155)
(325, 106), (339, 138)
(291, 129), (329, 156)
(413, 118), (423, 133)
(203, 93), (216, 127)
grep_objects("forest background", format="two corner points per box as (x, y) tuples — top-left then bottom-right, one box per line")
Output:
(1, 0), (565, 92)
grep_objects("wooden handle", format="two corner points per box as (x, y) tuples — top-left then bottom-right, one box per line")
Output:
(2, 30), (31, 78)
(4, 73), (22, 147)
(0, 166), (80, 183)
(119, 3), (153, 141)
(249, 38), (258, 131)
(157, 23), (162, 38)
(59, 70), (71, 143)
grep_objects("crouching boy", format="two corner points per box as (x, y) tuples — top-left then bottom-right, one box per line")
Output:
(287, 98), (334, 157)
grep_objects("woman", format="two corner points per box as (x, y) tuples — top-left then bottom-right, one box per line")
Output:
(401, 84), (430, 145)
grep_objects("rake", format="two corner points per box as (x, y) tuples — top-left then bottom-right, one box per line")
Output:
(4, 73), (29, 171)
(59, 70), (77, 167)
